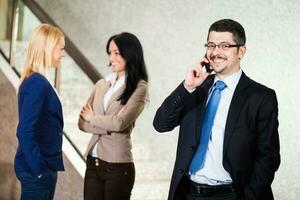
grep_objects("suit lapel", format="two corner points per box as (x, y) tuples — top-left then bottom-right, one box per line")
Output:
(98, 81), (110, 115)
(223, 72), (250, 156)
(106, 84), (125, 112)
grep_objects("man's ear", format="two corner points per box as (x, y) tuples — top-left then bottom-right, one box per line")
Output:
(238, 46), (246, 60)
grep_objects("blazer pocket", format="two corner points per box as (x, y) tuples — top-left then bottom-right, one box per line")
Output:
(106, 164), (133, 176)
(45, 153), (64, 171)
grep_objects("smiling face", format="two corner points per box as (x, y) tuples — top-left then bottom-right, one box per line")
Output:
(108, 40), (126, 78)
(52, 37), (65, 68)
(206, 31), (246, 79)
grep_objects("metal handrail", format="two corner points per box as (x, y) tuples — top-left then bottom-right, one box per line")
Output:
(22, 0), (103, 84)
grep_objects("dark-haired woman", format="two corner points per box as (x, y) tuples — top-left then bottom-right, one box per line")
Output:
(78, 32), (148, 200)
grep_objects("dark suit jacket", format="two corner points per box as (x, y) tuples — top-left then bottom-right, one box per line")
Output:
(153, 72), (280, 200)
(15, 72), (64, 176)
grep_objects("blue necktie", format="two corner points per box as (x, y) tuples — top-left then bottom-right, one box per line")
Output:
(189, 80), (227, 174)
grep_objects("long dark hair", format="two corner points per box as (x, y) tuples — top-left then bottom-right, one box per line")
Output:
(106, 32), (148, 105)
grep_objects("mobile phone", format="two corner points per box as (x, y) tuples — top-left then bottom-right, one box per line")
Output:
(193, 62), (212, 77)
(203, 63), (213, 73)
(203, 55), (213, 73)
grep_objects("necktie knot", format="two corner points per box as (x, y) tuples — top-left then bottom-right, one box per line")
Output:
(214, 80), (226, 92)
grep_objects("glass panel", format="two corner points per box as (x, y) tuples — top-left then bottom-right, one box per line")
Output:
(12, 0), (41, 76)
(0, 0), (13, 58)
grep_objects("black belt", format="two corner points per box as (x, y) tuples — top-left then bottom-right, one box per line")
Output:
(87, 156), (133, 167)
(189, 179), (235, 195)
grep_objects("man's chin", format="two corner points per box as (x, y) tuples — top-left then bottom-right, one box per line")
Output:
(211, 65), (224, 73)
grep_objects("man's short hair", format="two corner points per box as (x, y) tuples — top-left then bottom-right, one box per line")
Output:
(208, 19), (246, 45)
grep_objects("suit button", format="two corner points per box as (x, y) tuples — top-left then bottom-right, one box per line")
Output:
(179, 168), (185, 173)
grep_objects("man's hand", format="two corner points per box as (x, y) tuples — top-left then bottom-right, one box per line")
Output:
(184, 58), (210, 90)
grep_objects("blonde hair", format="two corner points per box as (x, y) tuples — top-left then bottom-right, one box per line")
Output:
(19, 24), (64, 84)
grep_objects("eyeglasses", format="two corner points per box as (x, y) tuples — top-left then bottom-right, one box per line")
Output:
(204, 42), (242, 51)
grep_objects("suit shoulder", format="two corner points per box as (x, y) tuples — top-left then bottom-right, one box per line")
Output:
(93, 78), (107, 89)
(135, 80), (148, 96)
(247, 77), (276, 97)
(21, 73), (50, 91)
(137, 80), (148, 88)
(27, 72), (48, 83)
(95, 78), (105, 85)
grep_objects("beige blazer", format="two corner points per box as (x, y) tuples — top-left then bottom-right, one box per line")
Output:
(78, 78), (148, 163)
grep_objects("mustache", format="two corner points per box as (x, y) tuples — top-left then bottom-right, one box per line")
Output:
(210, 55), (227, 60)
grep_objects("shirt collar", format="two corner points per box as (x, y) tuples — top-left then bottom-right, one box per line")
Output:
(213, 69), (242, 92)
(105, 72), (126, 87)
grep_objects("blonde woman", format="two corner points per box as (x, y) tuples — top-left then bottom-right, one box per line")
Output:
(14, 24), (65, 200)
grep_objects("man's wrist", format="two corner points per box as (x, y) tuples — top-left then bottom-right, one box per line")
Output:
(183, 81), (196, 93)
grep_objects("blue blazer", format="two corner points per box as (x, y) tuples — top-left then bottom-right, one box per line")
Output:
(15, 72), (64, 176)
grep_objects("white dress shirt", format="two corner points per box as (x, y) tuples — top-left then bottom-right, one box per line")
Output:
(91, 73), (126, 157)
(190, 69), (242, 185)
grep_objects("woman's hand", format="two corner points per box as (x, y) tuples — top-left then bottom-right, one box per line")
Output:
(80, 104), (95, 122)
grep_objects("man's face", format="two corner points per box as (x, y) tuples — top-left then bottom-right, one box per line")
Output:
(206, 31), (246, 78)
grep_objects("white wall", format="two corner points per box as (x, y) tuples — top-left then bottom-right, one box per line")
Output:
(35, 0), (300, 199)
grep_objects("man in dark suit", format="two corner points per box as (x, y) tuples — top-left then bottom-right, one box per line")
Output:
(153, 19), (280, 200)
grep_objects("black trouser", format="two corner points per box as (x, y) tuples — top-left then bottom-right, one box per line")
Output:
(175, 175), (240, 200)
(84, 156), (135, 200)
